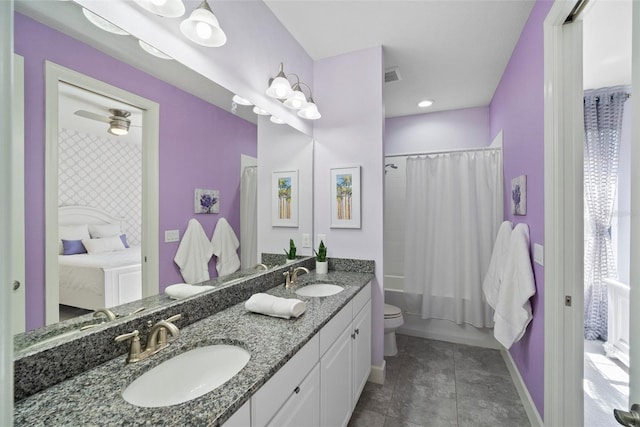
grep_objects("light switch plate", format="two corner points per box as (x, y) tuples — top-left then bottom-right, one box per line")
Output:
(534, 243), (544, 266)
(165, 229), (180, 243)
(301, 233), (311, 248)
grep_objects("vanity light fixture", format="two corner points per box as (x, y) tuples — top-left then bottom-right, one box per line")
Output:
(232, 95), (253, 106)
(266, 63), (320, 120)
(253, 106), (269, 116)
(138, 40), (173, 60)
(269, 116), (285, 124)
(180, 0), (227, 47)
(133, 0), (185, 18)
(82, 8), (129, 35)
(108, 109), (132, 136)
(418, 99), (434, 108)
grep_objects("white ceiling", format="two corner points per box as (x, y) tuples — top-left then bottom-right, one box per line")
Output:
(264, 0), (536, 117)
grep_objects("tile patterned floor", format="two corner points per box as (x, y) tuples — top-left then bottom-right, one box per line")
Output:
(349, 335), (530, 427)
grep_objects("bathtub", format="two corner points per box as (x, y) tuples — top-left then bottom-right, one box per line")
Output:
(384, 285), (499, 349)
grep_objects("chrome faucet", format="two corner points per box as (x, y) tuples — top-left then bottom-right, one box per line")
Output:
(114, 314), (181, 364)
(284, 266), (310, 289)
(93, 308), (116, 322)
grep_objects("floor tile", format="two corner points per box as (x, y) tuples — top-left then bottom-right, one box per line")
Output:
(457, 395), (530, 427)
(354, 379), (396, 416)
(453, 344), (510, 377)
(383, 415), (425, 427)
(348, 408), (386, 427)
(387, 382), (458, 426)
(454, 368), (520, 404)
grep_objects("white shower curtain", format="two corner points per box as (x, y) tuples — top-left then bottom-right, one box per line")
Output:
(240, 166), (258, 269)
(403, 150), (502, 327)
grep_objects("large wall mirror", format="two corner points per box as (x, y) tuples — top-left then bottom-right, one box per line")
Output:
(13, 1), (314, 341)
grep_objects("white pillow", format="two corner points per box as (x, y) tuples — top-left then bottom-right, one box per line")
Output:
(89, 223), (122, 239)
(82, 236), (126, 254)
(59, 224), (90, 254)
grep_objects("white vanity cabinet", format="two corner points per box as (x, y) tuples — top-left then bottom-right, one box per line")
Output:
(222, 399), (251, 427)
(249, 282), (371, 427)
(319, 283), (372, 427)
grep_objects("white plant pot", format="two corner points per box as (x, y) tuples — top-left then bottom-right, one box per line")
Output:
(316, 261), (328, 275)
(285, 258), (297, 264)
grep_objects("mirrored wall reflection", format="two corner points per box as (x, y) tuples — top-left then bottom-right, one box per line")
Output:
(13, 0), (314, 341)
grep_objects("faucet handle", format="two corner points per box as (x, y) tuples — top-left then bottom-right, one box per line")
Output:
(115, 330), (143, 363)
(165, 313), (182, 323)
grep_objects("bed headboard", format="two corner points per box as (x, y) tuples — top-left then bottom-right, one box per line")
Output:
(59, 206), (126, 231)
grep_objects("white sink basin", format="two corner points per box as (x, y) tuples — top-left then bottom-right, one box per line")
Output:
(122, 345), (250, 407)
(295, 283), (344, 297)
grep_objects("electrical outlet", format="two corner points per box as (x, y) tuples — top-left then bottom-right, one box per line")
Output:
(534, 243), (544, 266)
(302, 233), (311, 248)
(165, 229), (180, 243)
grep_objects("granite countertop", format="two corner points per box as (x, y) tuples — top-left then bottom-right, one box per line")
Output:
(14, 270), (373, 426)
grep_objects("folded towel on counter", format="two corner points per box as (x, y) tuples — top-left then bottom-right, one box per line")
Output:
(245, 293), (306, 319)
(174, 218), (214, 284)
(165, 283), (214, 300)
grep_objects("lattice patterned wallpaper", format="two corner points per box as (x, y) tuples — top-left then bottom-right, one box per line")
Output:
(58, 128), (142, 246)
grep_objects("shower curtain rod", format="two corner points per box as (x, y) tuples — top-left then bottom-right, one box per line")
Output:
(386, 146), (501, 158)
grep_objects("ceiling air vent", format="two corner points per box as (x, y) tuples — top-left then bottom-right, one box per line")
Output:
(385, 67), (401, 83)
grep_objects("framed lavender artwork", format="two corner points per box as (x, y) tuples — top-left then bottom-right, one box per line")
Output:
(272, 170), (299, 227)
(511, 175), (527, 216)
(330, 166), (361, 228)
(195, 189), (219, 214)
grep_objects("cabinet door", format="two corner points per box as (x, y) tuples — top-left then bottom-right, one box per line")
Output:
(320, 325), (353, 427)
(267, 363), (320, 427)
(352, 300), (371, 406)
(222, 399), (250, 427)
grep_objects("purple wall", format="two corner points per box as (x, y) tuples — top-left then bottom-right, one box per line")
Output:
(489, 0), (553, 417)
(385, 107), (490, 155)
(15, 13), (257, 331)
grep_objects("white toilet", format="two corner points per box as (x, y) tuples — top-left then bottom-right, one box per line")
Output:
(383, 304), (405, 357)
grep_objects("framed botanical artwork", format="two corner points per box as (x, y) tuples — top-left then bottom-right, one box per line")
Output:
(272, 170), (299, 227)
(511, 175), (527, 216)
(194, 189), (219, 214)
(330, 166), (361, 229)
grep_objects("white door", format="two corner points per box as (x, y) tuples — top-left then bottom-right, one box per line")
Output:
(12, 54), (25, 334)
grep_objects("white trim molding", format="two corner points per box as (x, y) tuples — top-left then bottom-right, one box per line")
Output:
(368, 360), (386, 385)
(502, 350), (543, 427)
(543, 3), (585, 426)
(44, 62), (159, 324)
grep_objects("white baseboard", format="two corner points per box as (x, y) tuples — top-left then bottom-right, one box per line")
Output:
(501, 350), (543, 427)
(368, 360), (385, 385)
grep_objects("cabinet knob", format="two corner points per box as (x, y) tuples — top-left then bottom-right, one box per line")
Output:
(355, 328), (360, 335)
(294, 386), (301, 394)
(351, 333), (356, 340)
(13, 280), (21, 291)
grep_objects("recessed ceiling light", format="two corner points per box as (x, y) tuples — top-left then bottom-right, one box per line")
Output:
(418, 100), (434, 108)
(253, 106), (269, 116)
(270, 116), (285, 124)
(232, 95), (252, 106)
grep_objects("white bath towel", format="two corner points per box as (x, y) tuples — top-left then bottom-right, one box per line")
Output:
(211, 218), (240, 277)
(174, 219), (214, 284)
(482, 221), (513, 310)
(493, 223), (536, 349)
(165, 283), (214, 300)
(245, 293), (306, 319)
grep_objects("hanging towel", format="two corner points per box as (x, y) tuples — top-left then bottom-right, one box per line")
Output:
(493, 223), (536, 349)
(245, 293), (306, 319)
(174, 218), (214, 284)
(211, 218), (240, 277)
(482, 221), (513, 310)
(165, 283), (214, 300)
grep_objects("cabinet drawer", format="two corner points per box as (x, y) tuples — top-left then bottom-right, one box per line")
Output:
(319, 301), (352, 356)
(267, 363), (320, 427)
(252, 334), (319, 427)
(352, 282), (371, 316)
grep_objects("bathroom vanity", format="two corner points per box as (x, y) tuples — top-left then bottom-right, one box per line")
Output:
(13, 260), (373, 426)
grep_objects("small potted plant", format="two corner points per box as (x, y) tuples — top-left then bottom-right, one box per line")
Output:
(314, 240), (328, 274)
(284, 239), (297, 264)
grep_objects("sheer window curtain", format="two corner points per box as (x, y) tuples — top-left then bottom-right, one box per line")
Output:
(583, 87), (629, 340)
(240, 166), (258, 269)
(403, 149), (502, 327)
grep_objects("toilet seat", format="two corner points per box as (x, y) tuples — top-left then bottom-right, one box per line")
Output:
(384, 304), (402, 319)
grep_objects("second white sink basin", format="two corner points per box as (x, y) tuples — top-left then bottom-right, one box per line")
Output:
(295, 283), (344, 297)
(122, 344), (250, 407)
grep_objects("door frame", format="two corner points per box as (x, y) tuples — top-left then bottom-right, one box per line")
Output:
(12, 53), (25, 334)
(44, 61), (160, 324)
(543, 2), (585, 426)
(544, 1), (639, 425)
